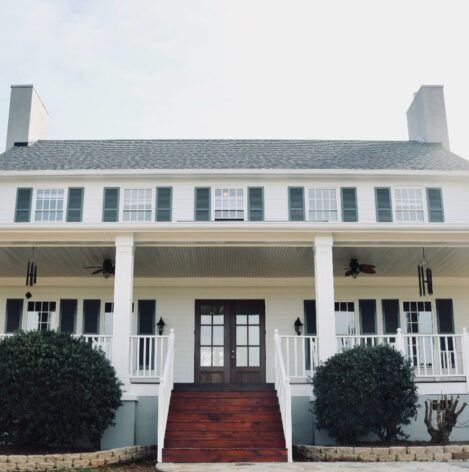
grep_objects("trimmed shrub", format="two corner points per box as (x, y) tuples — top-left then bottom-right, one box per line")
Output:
(0, 331), (122, 447)
(312, 344), (418, 444)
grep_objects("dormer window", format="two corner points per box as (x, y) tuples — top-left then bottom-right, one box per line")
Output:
(35, 189), (64, 222)
(123, 188), (152, 222)
(215, 188), (244, 221)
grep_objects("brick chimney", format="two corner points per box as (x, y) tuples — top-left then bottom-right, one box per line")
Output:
(5, 85), (48, 150)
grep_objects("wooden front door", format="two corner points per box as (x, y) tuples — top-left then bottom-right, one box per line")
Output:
(195, 300), (265, 384)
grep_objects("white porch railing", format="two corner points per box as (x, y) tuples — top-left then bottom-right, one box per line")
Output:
(273, 329), (292, 463)
(278, 335), (319, 381)
(73, 335), (112, 361)
(157, 329), (175, 463)
(130, 335), (169, 379)
(337, 334), (396, 351)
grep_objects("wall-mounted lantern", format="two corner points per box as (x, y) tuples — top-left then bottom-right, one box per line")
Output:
(157, 317), (166, 336)
(294, 317), (304, 336)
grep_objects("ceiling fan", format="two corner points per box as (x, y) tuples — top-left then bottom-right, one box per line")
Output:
(83, 258), (115, 279)
(345, 258), (376, 279)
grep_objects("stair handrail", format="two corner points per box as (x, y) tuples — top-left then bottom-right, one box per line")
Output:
(157, 328), (175, 463)
(273, 329), (292, 462)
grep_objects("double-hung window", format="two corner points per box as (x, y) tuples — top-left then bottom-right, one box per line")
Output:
(27, 301), (56, 332)
(123, 189), (152, 222)
(35, 189), (65, 222)
(308, 188), (338, 222)
(214, 188), (244, 220)
(395, 188), (425, 223)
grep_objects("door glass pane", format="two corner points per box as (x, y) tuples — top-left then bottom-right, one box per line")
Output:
(213, 347), (224, 366)
(200, 326), (211, 345)
(213, 315), (224, 325)
(213, 326), (224, 345)
(236, 326), (247, 344)
(201, 315), (211, 324)
(236, 347), (248, 367)
(249, 314), (259, 324)
(236, 315), (247, 325)
(249, 347), (260, 367)
(249, 325), (260, 345)
(200, 347), (212, 366)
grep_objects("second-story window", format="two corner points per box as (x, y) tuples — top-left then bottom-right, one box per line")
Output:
(35, 189), (64, 222)
(215, 188), (244, 220)
(395, 188), (424, 223)
(123, 188), (152, 222)
(308, 188), (338, 222)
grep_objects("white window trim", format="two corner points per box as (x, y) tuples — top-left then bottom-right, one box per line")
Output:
(121, 187), (153, 223)
(33, 188), (67, 223)
(393, 186), (427, 224)
(306, 187), (341, 223)
(212, 187), (247, 221)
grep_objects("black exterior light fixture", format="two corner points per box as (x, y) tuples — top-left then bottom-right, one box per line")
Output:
(157, 317), (166, 335)
(294, 317), (304, 336)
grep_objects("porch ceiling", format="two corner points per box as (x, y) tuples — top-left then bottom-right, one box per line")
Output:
(0, 245), (467, 278)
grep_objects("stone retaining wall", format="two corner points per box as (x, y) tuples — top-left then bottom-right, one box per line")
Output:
(294, 444), (469, 462)
(0, 445), (157, 470)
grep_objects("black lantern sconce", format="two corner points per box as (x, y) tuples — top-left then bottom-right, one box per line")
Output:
(157, 317), (166, 335)
(294, 317), (304, 336)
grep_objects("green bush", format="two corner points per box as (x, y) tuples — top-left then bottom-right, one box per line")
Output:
(312, 344), (418, 444)
(0, 331), (122, 448)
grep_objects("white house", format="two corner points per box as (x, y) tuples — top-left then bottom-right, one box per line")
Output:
(1, 84), (469, 462)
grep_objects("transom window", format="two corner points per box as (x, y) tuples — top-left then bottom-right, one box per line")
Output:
(215, 188), (244, 220)
(308, 188), (338, 222)
(35, 189), (64, 222)
(123, 189), (152, 222)
(395, 188), (425, 223)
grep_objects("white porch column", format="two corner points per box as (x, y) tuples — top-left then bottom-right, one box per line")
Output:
(111, 234), (135, 390)
(314, 235), (336, 361)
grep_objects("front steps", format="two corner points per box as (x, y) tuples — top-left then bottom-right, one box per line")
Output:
(162, 386), (288, 463)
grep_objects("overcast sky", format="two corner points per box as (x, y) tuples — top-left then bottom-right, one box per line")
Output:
(1, 0), (468, 158)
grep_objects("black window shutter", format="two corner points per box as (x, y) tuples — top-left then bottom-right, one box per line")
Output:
(382, 299), (400, 334)
(359, 299), (377, 334)
(427, 188), (444, 223)
(375, 188), (393, 222)
(66, 188), (84, 222)
(15, 188), (33, 222)
(138, 300), (156, 335)
(304, 300), (317, 335)
(5, 299), (23, 333)
(103, 188), (119, 222)
(195, 188), (210, 221)
(341, 188), (358, 222)
(289, 187), (304, 221)
(248, 187), (264, 221)
(436, 299), (454, 334)
(83, 299), (100, 334)
(156, 187), (172, 222)
(60, 299), (77, 333)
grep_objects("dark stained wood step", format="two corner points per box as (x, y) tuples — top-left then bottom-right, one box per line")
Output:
(165, 438), (286, 448)
(169, 405), (278, 413)
(170, 397), (279, 406)
(172, 391), (276, 399)
(166, 421), (283, 431)
(173, 383), (275, 392)
(165, 430), (284, 440)
(162, 447), (288, 463)
(167, 412), (281, 422)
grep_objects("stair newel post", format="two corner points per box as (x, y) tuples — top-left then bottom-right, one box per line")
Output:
(461, 328), (469, 393)
(395, 328), (406, 357)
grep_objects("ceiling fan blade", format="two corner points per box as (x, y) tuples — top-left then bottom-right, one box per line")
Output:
(345, 269), (355, 277)
(360, 264), (376, 274)
(83, 266), (102, 269)
(92, 269), (104, 275)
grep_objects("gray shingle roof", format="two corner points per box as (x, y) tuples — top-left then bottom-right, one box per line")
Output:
(0, 139), (468, 172)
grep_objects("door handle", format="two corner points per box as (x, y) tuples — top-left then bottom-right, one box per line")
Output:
(230, 350), (235, 359)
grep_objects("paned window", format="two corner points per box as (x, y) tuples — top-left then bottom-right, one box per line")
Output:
(35, 189), (64, 222)
(395, 188), (425, 222)
(123, 189), (152, 222)
(27, 301), (56, 331)
(308, 188), (338, 222)
(214, 188), (244, 220)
